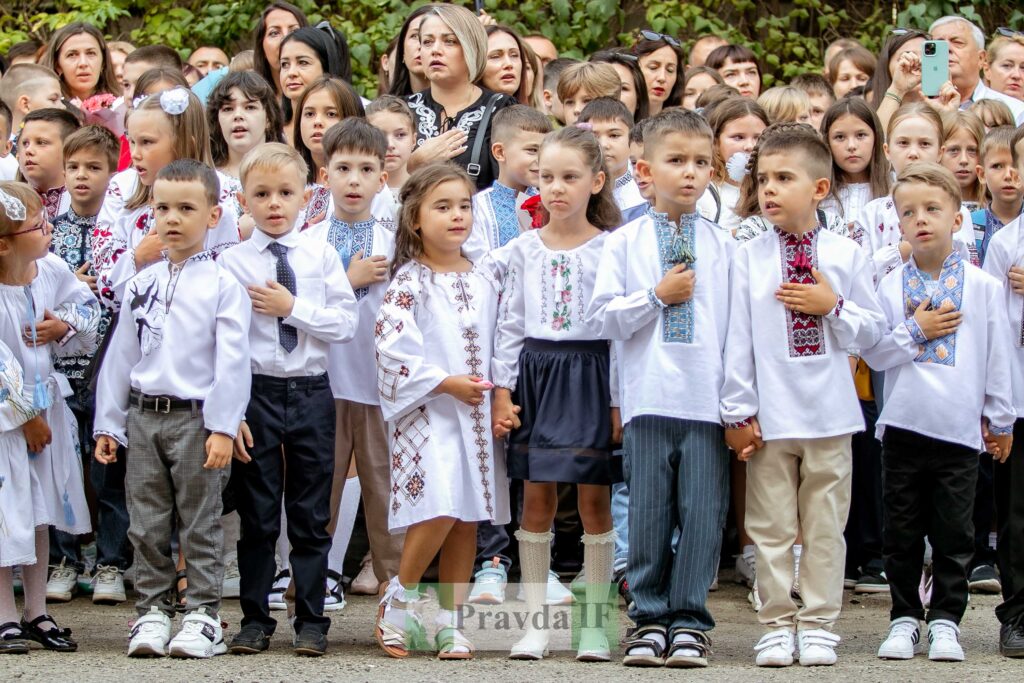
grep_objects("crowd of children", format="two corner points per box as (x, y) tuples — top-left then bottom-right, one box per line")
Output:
(1, 2), (1024, 670)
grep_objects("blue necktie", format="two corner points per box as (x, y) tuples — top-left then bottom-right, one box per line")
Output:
(268, 242), (298, 353)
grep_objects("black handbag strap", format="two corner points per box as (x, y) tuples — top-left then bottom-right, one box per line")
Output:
(466, 94), (503, 177)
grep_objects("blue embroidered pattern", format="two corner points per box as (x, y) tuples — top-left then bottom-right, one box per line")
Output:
(488, 182), (520, 248)
(902, 251), (964, 366)
(652, 208), (695, 343)
(327, 216), (376, 300)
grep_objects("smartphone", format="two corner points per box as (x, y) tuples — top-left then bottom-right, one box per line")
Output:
(921, 40), (949, 98)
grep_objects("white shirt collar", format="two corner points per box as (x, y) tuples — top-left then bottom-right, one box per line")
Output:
(251, 227), (301, 253)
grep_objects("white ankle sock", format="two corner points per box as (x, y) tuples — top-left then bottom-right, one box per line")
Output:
(22, 528), (48, 622)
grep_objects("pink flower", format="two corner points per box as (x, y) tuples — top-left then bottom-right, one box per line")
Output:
(81, 94), (117, 113)
(551, 317), (564, 330)
(560, 290), (572, 303)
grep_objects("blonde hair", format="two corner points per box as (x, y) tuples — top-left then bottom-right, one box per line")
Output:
(757, 86), (812, 124)
(556, 62), (621, 102)
(942, 109), (986, 204)
(970, 98), (1015, 130)
(987, 35), (1024, 64)
(107, 41), (136, 58)
(125, 89), (213, 210)
(886, 102), (943, 142)
(239, 142), (308, 189)
(0, 64), (60, 112)
(426, 4), (488, 82)
(0, 181), (43, 237)
(892, 162), (962, 210)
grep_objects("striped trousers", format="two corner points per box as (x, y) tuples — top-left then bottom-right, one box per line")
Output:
(624, 415), (729, 631)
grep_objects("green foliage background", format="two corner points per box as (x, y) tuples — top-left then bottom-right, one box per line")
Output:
(3, 0), (1022, 96)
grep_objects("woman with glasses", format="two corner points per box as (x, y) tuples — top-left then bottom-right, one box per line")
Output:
(631, 30), (684, 116)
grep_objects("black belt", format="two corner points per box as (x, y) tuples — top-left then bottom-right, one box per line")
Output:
(130, 390), (204, 414)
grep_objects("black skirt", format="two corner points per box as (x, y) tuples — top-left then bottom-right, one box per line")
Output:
(508, 338), (622, 485)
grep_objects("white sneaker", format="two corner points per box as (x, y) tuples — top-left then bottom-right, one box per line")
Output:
(515, 569), (573, 605)
(468, 557), (507, 605)
(92, 565), (126, 604)
(878, 617), (923, 659)
(735, 547), (756, 587)
(928, 619), (964, 662)
(128, 607), (172, 657)
(268, 570), (290, 610)
(797, 628), (839, 666)
(169, 607), (227, 658)
(754, 628), (795, 667)
(46, 559), (79, 602)
(324, 570), (346, 612)
(221, 558), (240, 599)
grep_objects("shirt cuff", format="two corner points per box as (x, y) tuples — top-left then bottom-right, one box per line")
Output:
(724, 417), (752, 429)
(904, 317), (928, 345)
(828, 294), (844, 320)
(647, 287), (666, 308)
(989, 422), (1014, 436)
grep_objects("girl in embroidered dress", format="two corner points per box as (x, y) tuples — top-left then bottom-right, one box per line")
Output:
(0, 182), (100, 652)
(92, 87), (239, 310)
(374, 163), (507, 660)
(819, 98), (891, 222)
(492, 125), (621, 662)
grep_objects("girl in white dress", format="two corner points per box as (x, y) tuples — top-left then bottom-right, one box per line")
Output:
(492, 126), (620, 662)
(0, 183), (100, 653)
(374, 164), (507, 660)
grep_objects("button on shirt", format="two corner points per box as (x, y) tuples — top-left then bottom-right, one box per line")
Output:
(217, 228), (359, 378)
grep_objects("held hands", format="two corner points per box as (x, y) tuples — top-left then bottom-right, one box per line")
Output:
(725, 417), (764, 461)
(75, 261), (99, 293)
(491, 388), (522, 439)
(654, 264), (696, 305)
(776, 268), (837, 316)
(982, 419), (1013, 463)
(233, 421), (253, 464)
(912, 299), (962, 340)
(1008, 266), (1024, 296)
(134, 232), (165, 268)
(204, 432), (234, 469)
(347, 251), (390, 289)
(24, 310), (70, 346)
(248, 281), (295, 317)
(441, 374), (491, 406)
(94, 434), (118, 464)
(24, 415), (52, 454)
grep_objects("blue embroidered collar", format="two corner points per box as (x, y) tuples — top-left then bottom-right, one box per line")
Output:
(615, 169), (634, 189)
(329, 215), (377, 232)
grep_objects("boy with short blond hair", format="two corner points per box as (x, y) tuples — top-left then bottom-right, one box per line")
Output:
(218, 142), (358, 656)
(720, 124), (884, 667)
(866, 163), (1015, 663)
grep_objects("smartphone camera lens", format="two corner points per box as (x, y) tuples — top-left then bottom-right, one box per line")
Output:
(925, 43), (936, 56)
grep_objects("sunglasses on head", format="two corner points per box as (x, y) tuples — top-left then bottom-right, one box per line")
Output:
(997, 27), (1024, 38)
(639, 29), (680, 48)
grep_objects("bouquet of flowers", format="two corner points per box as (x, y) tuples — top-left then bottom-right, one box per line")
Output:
(71, 93), (124, 138)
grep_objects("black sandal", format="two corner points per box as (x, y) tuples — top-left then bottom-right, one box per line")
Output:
(0, 622), (29, 654)
(622, 623), (667, 667)
(20, 614), (77, 652)
(173, 569), (187, 613)
(665, 627), (711, 668)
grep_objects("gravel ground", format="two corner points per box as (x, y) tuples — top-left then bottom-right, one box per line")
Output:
(5, 576), (1022, 682)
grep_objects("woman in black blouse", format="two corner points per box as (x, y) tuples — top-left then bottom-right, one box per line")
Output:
(405, 3), (513, 191)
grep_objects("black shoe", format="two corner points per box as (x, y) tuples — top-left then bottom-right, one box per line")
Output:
(0, 622), (30, 655)
(229, 624), (271, 654)
(969, 564), (1001, 594)
(854, 571), (890, 594)
(293, 627), (327, 656)
(20, 614), (77, 652)
(1000, 620), (1024, 658)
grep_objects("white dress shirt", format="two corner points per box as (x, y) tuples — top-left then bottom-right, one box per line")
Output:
(981, 215), (1024, 416)
(217, 228), (358, 378)
(970, 80), (1024, 126)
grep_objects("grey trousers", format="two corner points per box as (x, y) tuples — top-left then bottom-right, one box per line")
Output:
(125, 404), (228, 618)
(624, 415), (729, 631)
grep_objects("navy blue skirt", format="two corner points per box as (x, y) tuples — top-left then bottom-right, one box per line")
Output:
(508, 338), (622, 485)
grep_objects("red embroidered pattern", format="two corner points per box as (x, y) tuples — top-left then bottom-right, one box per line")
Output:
(40, 187), (64, 220)
(778, 228), (826, 357)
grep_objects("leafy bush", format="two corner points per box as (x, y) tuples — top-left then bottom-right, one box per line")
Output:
(3, 1), (1023, 96)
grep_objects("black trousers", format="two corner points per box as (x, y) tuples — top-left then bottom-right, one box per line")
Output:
(996, 419), (1024, 625)
(882, 427), (977, 624)
(234, 374), (336, 635)
(973, 453), (997, 567)
(845, 399), (885, 575)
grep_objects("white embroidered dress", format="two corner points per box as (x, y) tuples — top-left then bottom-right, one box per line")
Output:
(374, 260), (509, 532)
(0, 255), (101, 539)
(0, 340), (39, 566)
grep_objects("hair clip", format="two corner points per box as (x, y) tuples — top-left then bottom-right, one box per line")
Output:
(726, 151), (751, 183)
(575, 122), (594, 131)
(159, 87), (191, 116)
(0, 188), (27, 222)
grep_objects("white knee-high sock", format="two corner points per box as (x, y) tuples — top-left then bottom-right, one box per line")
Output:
(328, 478), (361, 574)
(581, 531), (616, 630)
(512, 529), (553, 654)
(0, 567), (17, 626)
(22, 527), (48, 621)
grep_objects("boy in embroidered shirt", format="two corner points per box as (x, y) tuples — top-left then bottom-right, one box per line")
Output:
(720, 124), (884, 668)
(48, 124), (125, 602)
(17, 108), (80, 220)
(863, 163), (1015, 662)
(972, 126), (1023, 266)
(306, 120), (407, 601)
(94, 159), (251, 659)
(579, 97), (647, 221)
(218, 142), (357, 657)
(588, 109), (735, 667)
(465, 105), (551, 262)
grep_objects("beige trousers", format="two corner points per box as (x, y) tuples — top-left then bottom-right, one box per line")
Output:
(745, 435), (852, 630)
